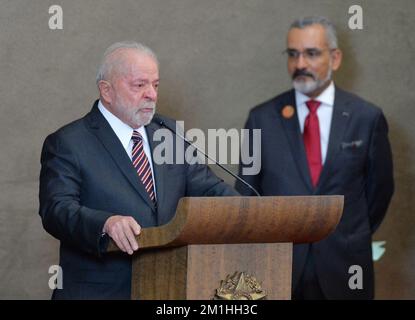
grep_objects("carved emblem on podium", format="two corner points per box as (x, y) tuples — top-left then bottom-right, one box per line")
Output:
(214, 271), (267, 300)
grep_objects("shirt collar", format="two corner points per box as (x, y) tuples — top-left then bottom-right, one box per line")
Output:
(98, 100), (148, 149)
(295, 81), (335, 108)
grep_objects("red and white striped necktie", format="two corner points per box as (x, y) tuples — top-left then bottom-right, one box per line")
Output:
(131, 130), (156, 203)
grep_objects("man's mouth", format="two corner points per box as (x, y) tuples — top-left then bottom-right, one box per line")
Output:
(293, 70), (315, 81)
(295, 75), (310, 79)
(139, 108), (154, 112)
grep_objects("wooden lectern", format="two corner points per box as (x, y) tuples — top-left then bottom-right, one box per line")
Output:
(108, 196), (343, 300)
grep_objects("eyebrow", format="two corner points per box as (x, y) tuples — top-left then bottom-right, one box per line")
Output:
(130, 78), (160, 83)
(286, 47), (320, 50)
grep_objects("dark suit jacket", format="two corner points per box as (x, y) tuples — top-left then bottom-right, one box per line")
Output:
(236, 87), (394, 299)
(39, 100), (238, 299)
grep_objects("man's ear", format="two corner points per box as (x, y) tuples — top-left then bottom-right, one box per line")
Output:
(331, 48), (343, 71)
(98, 80), (112, 104)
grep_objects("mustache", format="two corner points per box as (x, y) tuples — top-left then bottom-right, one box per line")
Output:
(139, 101), (156, 109)
(292, 69), (316, 80)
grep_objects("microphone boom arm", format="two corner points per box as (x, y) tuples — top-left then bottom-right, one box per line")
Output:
(154, 117), (261, 197)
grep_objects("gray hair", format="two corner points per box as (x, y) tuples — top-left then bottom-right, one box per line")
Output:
(290, 16), (338, 49)
(96, 41), (159, 84)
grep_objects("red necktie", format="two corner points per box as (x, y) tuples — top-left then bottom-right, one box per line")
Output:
(303, 100), (322, 188)
(131, 130), (156, 203)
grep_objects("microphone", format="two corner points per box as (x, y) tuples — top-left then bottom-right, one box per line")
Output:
(152, 115), (261, 197)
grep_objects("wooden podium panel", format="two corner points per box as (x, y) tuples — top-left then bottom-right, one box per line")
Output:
(186, 243), (292, 300)
(132, 246), (188, 299)
(108, 196), (343, 300)
(132, 243), (292, 300)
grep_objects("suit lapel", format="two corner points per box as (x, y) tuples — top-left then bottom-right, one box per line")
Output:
(278, 90), (314, 192)
(316, 87), (352, 190)
(86, 101), (156, 211)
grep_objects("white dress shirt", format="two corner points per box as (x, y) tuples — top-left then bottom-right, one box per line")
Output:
(98, 100), (157, 197)
(295, 81), (335, 164)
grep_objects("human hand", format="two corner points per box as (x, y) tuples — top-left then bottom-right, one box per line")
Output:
(103, 216), (141, 255)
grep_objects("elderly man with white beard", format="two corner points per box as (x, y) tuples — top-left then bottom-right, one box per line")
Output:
(39, 41), (238, 299)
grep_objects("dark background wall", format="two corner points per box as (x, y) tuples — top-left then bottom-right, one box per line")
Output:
(0, 0), (413, 299)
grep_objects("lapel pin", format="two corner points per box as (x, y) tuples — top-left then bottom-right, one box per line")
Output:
(342, 111), (350, 117)
(282, 105), (295, 119)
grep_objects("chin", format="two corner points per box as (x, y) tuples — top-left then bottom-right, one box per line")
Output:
(293, 80), (318, 95)
(138, 114), (155, 127)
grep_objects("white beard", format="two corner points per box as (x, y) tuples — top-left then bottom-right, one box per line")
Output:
(292, 64), (333, 95)
(116, 99), (156, 128)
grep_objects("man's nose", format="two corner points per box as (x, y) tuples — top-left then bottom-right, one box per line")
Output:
(145, 85), (157, 101)
(295, 53), (308, 69)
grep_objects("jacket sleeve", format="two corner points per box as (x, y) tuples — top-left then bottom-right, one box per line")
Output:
(39, 133), (113, 257)
(365, 111), (394, 233)
(235, 111), (262, 196)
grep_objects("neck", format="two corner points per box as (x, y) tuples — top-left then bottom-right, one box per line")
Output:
(306, 80), (332, 99)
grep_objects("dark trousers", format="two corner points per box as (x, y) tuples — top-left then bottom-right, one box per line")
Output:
(292, 248), (326, 300)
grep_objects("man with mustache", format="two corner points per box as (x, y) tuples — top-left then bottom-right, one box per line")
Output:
(39, 41), (238, 299)
(236, 16), (394, 299)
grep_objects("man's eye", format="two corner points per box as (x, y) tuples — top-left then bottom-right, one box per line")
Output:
(306, 49), (321, 58)
(287, 50), (298, 58)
